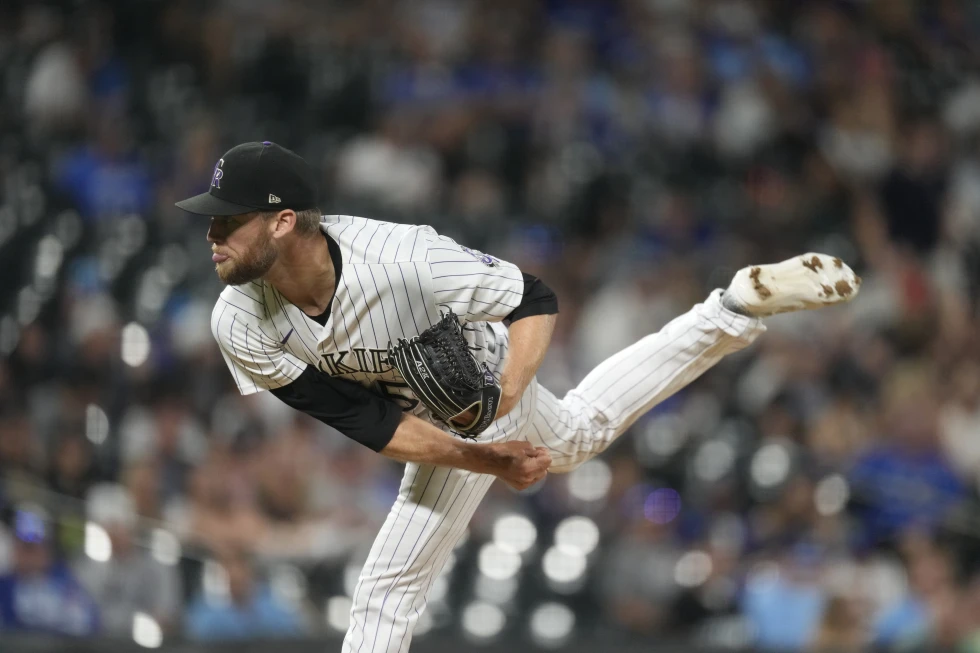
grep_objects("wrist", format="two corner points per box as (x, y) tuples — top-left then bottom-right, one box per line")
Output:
(461, 440), (504, 475)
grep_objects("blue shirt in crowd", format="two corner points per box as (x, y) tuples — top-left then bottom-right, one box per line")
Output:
(0, 564), (100, 636)
(185, 586), (305, 641)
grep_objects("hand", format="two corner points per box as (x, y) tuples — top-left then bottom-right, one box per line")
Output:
(483, 441), (551, 491)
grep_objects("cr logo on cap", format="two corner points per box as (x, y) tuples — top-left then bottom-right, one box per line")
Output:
(211, 158), (225, 189)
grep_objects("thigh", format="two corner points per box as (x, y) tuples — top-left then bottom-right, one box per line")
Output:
(526, 382), (603, 473)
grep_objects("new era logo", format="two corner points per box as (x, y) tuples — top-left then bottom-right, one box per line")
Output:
(268, 194), (281, 204)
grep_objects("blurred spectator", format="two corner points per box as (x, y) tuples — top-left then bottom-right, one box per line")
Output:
(741, 546), (827, 651)
(0, 507), (99, 636)
(849, 363), (966, 544)
(599, 513), (683, 634)
(183, 446), (266, 557)
(939, 361), (980, 479)
(872, 534), (958, 649)
(4, 0), (980, 647)
(184, 547), (306, 641)
(809, 594), (866, 653)
(73, 484), (182, 636)
(45, 431), (98, 500)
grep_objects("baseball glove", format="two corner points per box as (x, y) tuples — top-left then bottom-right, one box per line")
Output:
(386, 310), (500, 437)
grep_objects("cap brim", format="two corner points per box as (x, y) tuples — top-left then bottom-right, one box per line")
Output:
(175, 191), (256, 216)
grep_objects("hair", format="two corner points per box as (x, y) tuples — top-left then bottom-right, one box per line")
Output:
(258, 207), (322, 237)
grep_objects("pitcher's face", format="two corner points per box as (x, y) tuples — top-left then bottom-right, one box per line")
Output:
(206, 212), (278, 285)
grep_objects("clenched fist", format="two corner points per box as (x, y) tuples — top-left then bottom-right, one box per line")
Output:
(484, 440), (552, 491)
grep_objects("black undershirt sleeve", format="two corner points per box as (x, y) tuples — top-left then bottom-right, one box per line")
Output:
(270, 366), (402, 452)
(506, 273), (559, 323)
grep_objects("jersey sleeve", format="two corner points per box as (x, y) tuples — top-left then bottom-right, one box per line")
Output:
(270, 366), (402, 452)
(425, 232), (525, 322)
(211, 302), (307, 395)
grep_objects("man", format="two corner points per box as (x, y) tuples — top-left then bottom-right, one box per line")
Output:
(74, 484), (181, 636)
(0, 507), (99, 636)
(176, 141), (860, 652)
(185, 546), (306, 641)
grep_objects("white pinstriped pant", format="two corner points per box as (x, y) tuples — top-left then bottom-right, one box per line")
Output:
(342, 290), (765, 652)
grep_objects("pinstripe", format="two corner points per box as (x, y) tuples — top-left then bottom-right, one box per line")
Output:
(616, 311), (740, 417)
(355, 466), (447, 653)
(243, 325), (285, 388)
(270, 290), (319, 360)
(348, 221), (370, 256)
(227, 314), (258, 393)
(367, 467), (459, 651)
(349, 464), (425, 649)
(391, 472), (494, 652)
(377, 224), (398, 262)
(591, 309), (739, 409)
(351, 265), (383, 344)
(256, 325), (306, 376)
(219, 297), (263, 320)
(381, 265), (412, 337)
(230, 285), (262, 303)
(362, 221), (382, 263)
(394, 265), (422, 335)
(389, 392), (531, 652)
(431, 271), (518, 280)
(434, 286), (523, 295)
(585, 308), (719, 401)
(412, 262), (437, 325)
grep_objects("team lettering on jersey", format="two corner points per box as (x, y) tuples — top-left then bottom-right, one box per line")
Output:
(317, 347), (393, 376)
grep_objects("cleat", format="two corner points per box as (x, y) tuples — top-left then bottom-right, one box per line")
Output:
(722, 253), (861, 317)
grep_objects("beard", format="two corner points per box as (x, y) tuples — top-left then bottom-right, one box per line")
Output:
(217, 231), (277, 286)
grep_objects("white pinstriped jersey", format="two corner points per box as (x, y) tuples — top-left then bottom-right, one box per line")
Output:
(209, 214), (524, 424)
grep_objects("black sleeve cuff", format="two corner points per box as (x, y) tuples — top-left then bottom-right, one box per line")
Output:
(270, 366), (402, 452)
(507, 273), (559, 323)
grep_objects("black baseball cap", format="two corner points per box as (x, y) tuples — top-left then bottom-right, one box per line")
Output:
(175, 141), (318, 216)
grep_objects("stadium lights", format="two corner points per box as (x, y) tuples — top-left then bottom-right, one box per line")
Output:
(325, 596), (352, 632)
(814, 474), (850, 516)
(461, 601), (506, 643)
(567, 459), (612, 503)
(84, 522), (112, 562)
(477, 542), (522, 580)
(750, 441), (791, 488)
(674, 550), (713, 588)
(529, 602), (576, 649)
(693, 439), (736, 483)
(554, 516), (600, 556)
(640, 414), (687, 461)
(34, 235), (63, 283)
(542, 545), (587, 594)
(644, 488), (682, 525)
(149, 528), (181, 566)
(492, 513), (537, 555)
(85, 404), (109, 445)
(474, 574), (519, 605)
(121, 322), (151, 367)
(132, 612), (162, 648)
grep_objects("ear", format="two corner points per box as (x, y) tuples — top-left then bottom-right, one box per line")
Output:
(269, 210), (297, 239)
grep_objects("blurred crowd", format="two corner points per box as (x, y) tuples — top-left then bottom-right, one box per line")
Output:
(2, 0), (980, 650)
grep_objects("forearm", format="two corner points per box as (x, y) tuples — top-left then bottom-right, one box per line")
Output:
(379, 413), (495, 473)
(499, 313), (557, 414)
